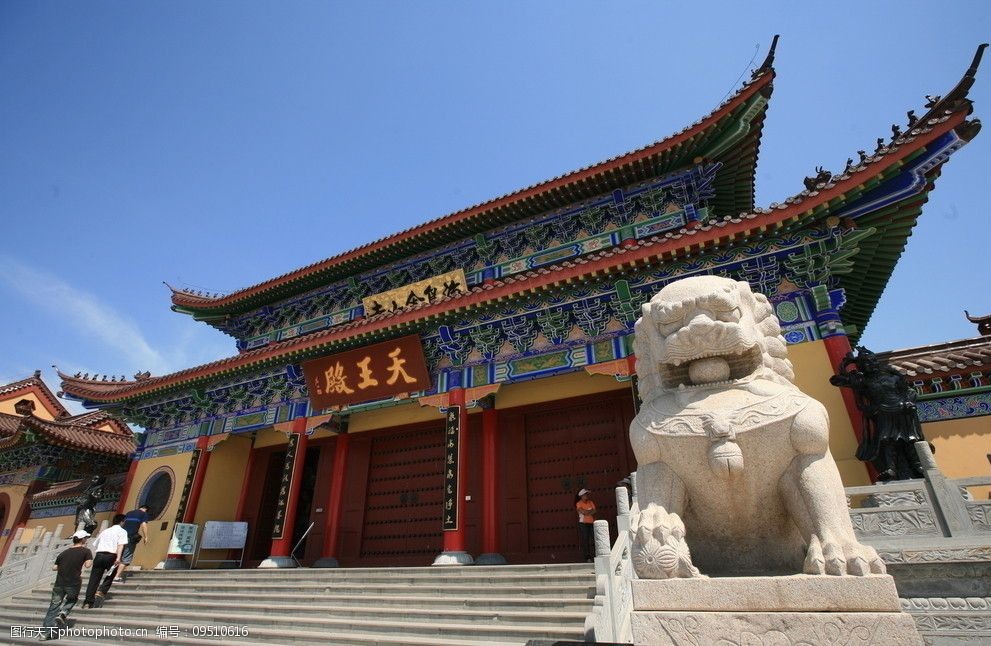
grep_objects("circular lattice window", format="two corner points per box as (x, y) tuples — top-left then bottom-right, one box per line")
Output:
(137, 467), (175, 520)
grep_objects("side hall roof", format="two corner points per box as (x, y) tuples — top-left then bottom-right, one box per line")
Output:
(0, 410), (135, 456)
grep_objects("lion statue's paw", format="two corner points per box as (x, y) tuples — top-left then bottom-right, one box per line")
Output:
(803, 534), (886, 576)
(630, 503), (704, 579)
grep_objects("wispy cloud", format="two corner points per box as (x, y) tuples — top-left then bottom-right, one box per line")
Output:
(0, 256), (170, 373)
(0, 256), (230, 379)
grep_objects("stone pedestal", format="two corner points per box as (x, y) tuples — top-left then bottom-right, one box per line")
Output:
(257, 555), (298, 568)
(630, 575), (923, 645)
(431, 550), (473, 566)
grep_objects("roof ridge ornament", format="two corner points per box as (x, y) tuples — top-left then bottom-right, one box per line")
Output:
(964, 310), (991, 336)
(751, 34), (779, 79)
(920, 43), (988, 123)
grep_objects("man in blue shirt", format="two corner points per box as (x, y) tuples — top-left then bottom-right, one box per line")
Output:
(114, 504), (150, 583)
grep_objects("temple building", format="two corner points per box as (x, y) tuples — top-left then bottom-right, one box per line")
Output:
(0, 373), (134, 561)
(52, 41), (987, 570)
(878, 313), (991, 498)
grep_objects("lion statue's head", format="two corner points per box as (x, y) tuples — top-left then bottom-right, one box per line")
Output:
(633, 276), (795, 403)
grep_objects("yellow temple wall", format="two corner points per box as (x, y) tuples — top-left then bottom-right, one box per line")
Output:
(925, 415), (991, 499)
(787, 340), (871, 486)
(120, 451), (195, 570)
(496, 370), (627, 410)
(191, 436), (251, 527)
(0, 393), (58, 421)
(351, 400), (444, 434)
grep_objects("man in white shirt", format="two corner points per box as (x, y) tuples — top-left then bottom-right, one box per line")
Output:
(82, 514), (128, 609)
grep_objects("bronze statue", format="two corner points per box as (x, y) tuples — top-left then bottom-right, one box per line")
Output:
(74, 475), (106, 533)
(829, 347), (926, 481)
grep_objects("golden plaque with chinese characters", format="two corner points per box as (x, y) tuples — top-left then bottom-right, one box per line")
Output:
(301, 335), (432, 409)
(362, 269), (467, 317)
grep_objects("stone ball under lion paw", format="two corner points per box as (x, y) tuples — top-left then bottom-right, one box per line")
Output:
(632, 538), (680, 579)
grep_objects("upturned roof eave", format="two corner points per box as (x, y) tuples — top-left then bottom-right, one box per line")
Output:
(60, 107), (972, 408)
(168, 70), (776, 319)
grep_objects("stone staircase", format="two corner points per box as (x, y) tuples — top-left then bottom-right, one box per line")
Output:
(0, 563), (595, 645)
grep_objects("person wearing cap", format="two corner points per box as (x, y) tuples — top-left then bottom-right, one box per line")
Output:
(575, 488), (597, 562)
(40, 530), (93, 640)
(114, 504), (150, 583)
(82, 514), (128, 609)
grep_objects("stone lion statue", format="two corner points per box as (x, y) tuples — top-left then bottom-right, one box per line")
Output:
(629, 275), (885, 578)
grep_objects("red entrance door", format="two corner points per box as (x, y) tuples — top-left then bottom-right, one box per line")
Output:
(345, 424), (446, 566)
(502, 390), (635, 562)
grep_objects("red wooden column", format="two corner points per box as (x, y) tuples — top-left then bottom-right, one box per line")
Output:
(433, 387), (473, 565)
(182, 436), (212, 524)
(233, 436), (258, 522)
(260, 417), (309, 568)
(823, 334), (865, 444)
(475, 397), (506, 565)
(115, 454), (141, 514)
(314, 417), (350, 568)
(823, 333), (878, 481)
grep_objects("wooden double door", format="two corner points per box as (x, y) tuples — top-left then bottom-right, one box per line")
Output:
(337, 422), (446, 566)
(501, 389), (637, 562)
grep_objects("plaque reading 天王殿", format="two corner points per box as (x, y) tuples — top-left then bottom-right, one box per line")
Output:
(301, 335), (431, 409)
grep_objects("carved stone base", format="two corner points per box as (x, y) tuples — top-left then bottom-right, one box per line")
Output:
(312, 556), (340, 568)
(432, 550), (474, 566)
(257, 556), (298, 568)
(474, 552), (507, 565)
(631, 611), (923, 645)
(631, 575), (923, 645)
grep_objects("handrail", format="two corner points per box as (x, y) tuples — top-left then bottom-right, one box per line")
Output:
(584, 475), (637, 643)
(0, 520), (109, 601)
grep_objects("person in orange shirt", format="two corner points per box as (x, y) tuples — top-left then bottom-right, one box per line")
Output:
(575, 488), (597, 561)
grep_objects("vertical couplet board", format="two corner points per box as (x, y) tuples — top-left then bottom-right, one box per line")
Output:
(442, 405), (461, 531)
(271, 433), (300, 540)
(173, 448), (201, 524)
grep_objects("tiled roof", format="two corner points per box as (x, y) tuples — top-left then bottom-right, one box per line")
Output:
(61, 44), (986, 406)
(169, 47), (779, 318)
(878, 336), (991, 378)
(0, 373), (69, 418)
(31, 473), (126, 502)
(64, 410), (131, 435)
(0, 412), (135, 456)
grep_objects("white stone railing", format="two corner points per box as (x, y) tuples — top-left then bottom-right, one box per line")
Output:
(584, 475), (637, 643)
(847, 442), (991, 542)
(0, 520), (108, 601)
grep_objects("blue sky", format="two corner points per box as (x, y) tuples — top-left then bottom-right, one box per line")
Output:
(1, 2), (989, 413)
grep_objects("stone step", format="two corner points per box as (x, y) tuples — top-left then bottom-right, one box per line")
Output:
(123, 571), (594, 586)
(1, 617), (518, 646)
(62, 580), (595, 597)
(4, 598), (590, 627)
(20, 588), (594, 611)
(2, 563), (593, 645)
(0, 606), (585, 643)
(131, 563), (592, 577)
